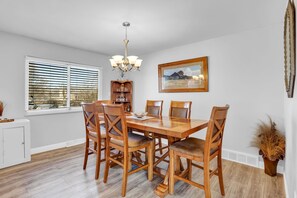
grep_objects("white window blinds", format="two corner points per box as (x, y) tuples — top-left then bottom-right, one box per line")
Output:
(70, 67), (99, 107)
(28, 62), (68, 110)
(26, 57), (100, 113)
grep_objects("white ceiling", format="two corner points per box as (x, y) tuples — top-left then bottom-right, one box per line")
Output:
(0, 0), (285, 56)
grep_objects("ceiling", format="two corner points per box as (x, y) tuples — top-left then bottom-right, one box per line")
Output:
(0, 0), (285, 56)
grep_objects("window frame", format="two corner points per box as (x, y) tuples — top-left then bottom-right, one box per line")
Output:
(25, 56), (102, 116)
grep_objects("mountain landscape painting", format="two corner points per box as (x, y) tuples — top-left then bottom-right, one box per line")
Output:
(158, 57), (208, 92)
(162, 64), (203, 89)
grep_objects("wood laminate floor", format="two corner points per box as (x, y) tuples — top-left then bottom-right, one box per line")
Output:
(0, 144), (285, 198)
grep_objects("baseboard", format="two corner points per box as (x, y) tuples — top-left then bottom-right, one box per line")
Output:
(222, 148), (284, 173)
(31, 138), (85, 154)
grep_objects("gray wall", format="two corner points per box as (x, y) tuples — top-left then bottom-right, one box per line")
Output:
(129, 24), (284, 156)
(0, 31), (116, 148)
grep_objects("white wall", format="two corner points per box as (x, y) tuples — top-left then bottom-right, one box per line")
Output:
(129, 24), (284, 157)
(284, 92), (297, 198)
(0, 31), (116, 148)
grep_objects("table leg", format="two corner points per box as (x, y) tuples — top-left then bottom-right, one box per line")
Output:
(154, 136), (185, 197)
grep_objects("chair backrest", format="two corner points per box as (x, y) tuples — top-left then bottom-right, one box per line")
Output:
(146, 100), (163, 117)
(81, 102), (101, 139)
(169, 101), (192, 119)
(95, 100), (113, 114)
(204, 105), (230, 159)
(102, 104), (128, 147)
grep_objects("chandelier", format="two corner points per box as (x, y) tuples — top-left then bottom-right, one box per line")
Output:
(109, 22), (142, 78)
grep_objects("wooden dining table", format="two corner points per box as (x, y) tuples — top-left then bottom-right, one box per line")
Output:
(125, 115), (208, 197)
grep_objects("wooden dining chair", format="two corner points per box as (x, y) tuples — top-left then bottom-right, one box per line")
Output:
(169, 100), (192, 119)
(169, 105), (230, 198)
(145, 100), (165, 155)
(95, 100), (113, 116)
(102, 104), (154, 197)
(156, 100), (192, 155)
(146, 100), (163, 117)
(93, 100), (112, 150)
(81, 102), (106, 180)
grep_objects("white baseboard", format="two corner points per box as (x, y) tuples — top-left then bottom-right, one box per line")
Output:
(31, 138), (85, 154)
(222, 148), (284, 173)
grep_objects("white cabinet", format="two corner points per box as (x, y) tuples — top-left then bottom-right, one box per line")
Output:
(0, 119), (31, 169)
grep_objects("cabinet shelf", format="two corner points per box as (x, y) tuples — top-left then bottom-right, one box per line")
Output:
(111, 80), (133, 112)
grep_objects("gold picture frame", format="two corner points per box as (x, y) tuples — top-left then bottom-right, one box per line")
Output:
(284, 0), (296, 98)
(158, 57), (208, 93)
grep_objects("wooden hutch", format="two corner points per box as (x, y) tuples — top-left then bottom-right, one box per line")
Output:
(110, 80), (133, 112)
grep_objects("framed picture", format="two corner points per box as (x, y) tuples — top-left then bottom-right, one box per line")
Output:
(158, 57), (208, 93)
(284, 0), (296, 98)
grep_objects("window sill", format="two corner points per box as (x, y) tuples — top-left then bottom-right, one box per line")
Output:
(25, 108), (82, 116)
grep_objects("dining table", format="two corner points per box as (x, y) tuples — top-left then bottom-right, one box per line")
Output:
(125, 115), (208, 197)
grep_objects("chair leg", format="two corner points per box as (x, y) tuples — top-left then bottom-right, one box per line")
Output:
(103, 141), (110, 183)
(152, 135), (156, 165)
(128, 152), (132, 171)
(147, 142), (153, 181)
(204, 163), (211, 198)
(95, 141), (101, 180)
(94, 142), (97, 151)
(144, 131), (149, 163)
(217, 154), (225, 196)
(169, 149), (175, 195)
(158, 137), (163, 155)
(122, 151), (129, 197)
(83, 138), (89, 170)
(187, 159), (192, 180)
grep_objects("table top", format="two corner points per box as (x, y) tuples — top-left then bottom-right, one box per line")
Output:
(126, 116), (208, 139)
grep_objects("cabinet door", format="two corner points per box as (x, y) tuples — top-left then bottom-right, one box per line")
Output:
(3, 127), (25, 166)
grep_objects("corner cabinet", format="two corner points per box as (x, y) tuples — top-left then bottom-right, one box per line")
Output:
(111, 80), (133, 112)
(0, 119), (31, 169)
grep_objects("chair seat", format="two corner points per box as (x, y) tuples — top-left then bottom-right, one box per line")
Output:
(111, 132), (152, 148)
(169, 137), (216, 158)
(89, 124), (106, 139)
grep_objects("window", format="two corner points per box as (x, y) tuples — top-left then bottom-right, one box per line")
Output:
(25, 57), (101, 115)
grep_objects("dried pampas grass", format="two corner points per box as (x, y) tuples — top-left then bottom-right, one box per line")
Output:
(251, 116), (285, 161)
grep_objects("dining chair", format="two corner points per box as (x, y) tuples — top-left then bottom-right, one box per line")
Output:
(102, 104), (154, 197)
(157, 100), (192, 156)
(145, 100), (165, 155)
(146, 100), (163, 117)
(150, 100), (193, 176)
(93, 100), (113, 150)
(169, 100), (192, 119)
(95, 100), (113, 116)
(169, 105), (230, 198)
(81, 102), (106, 180)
